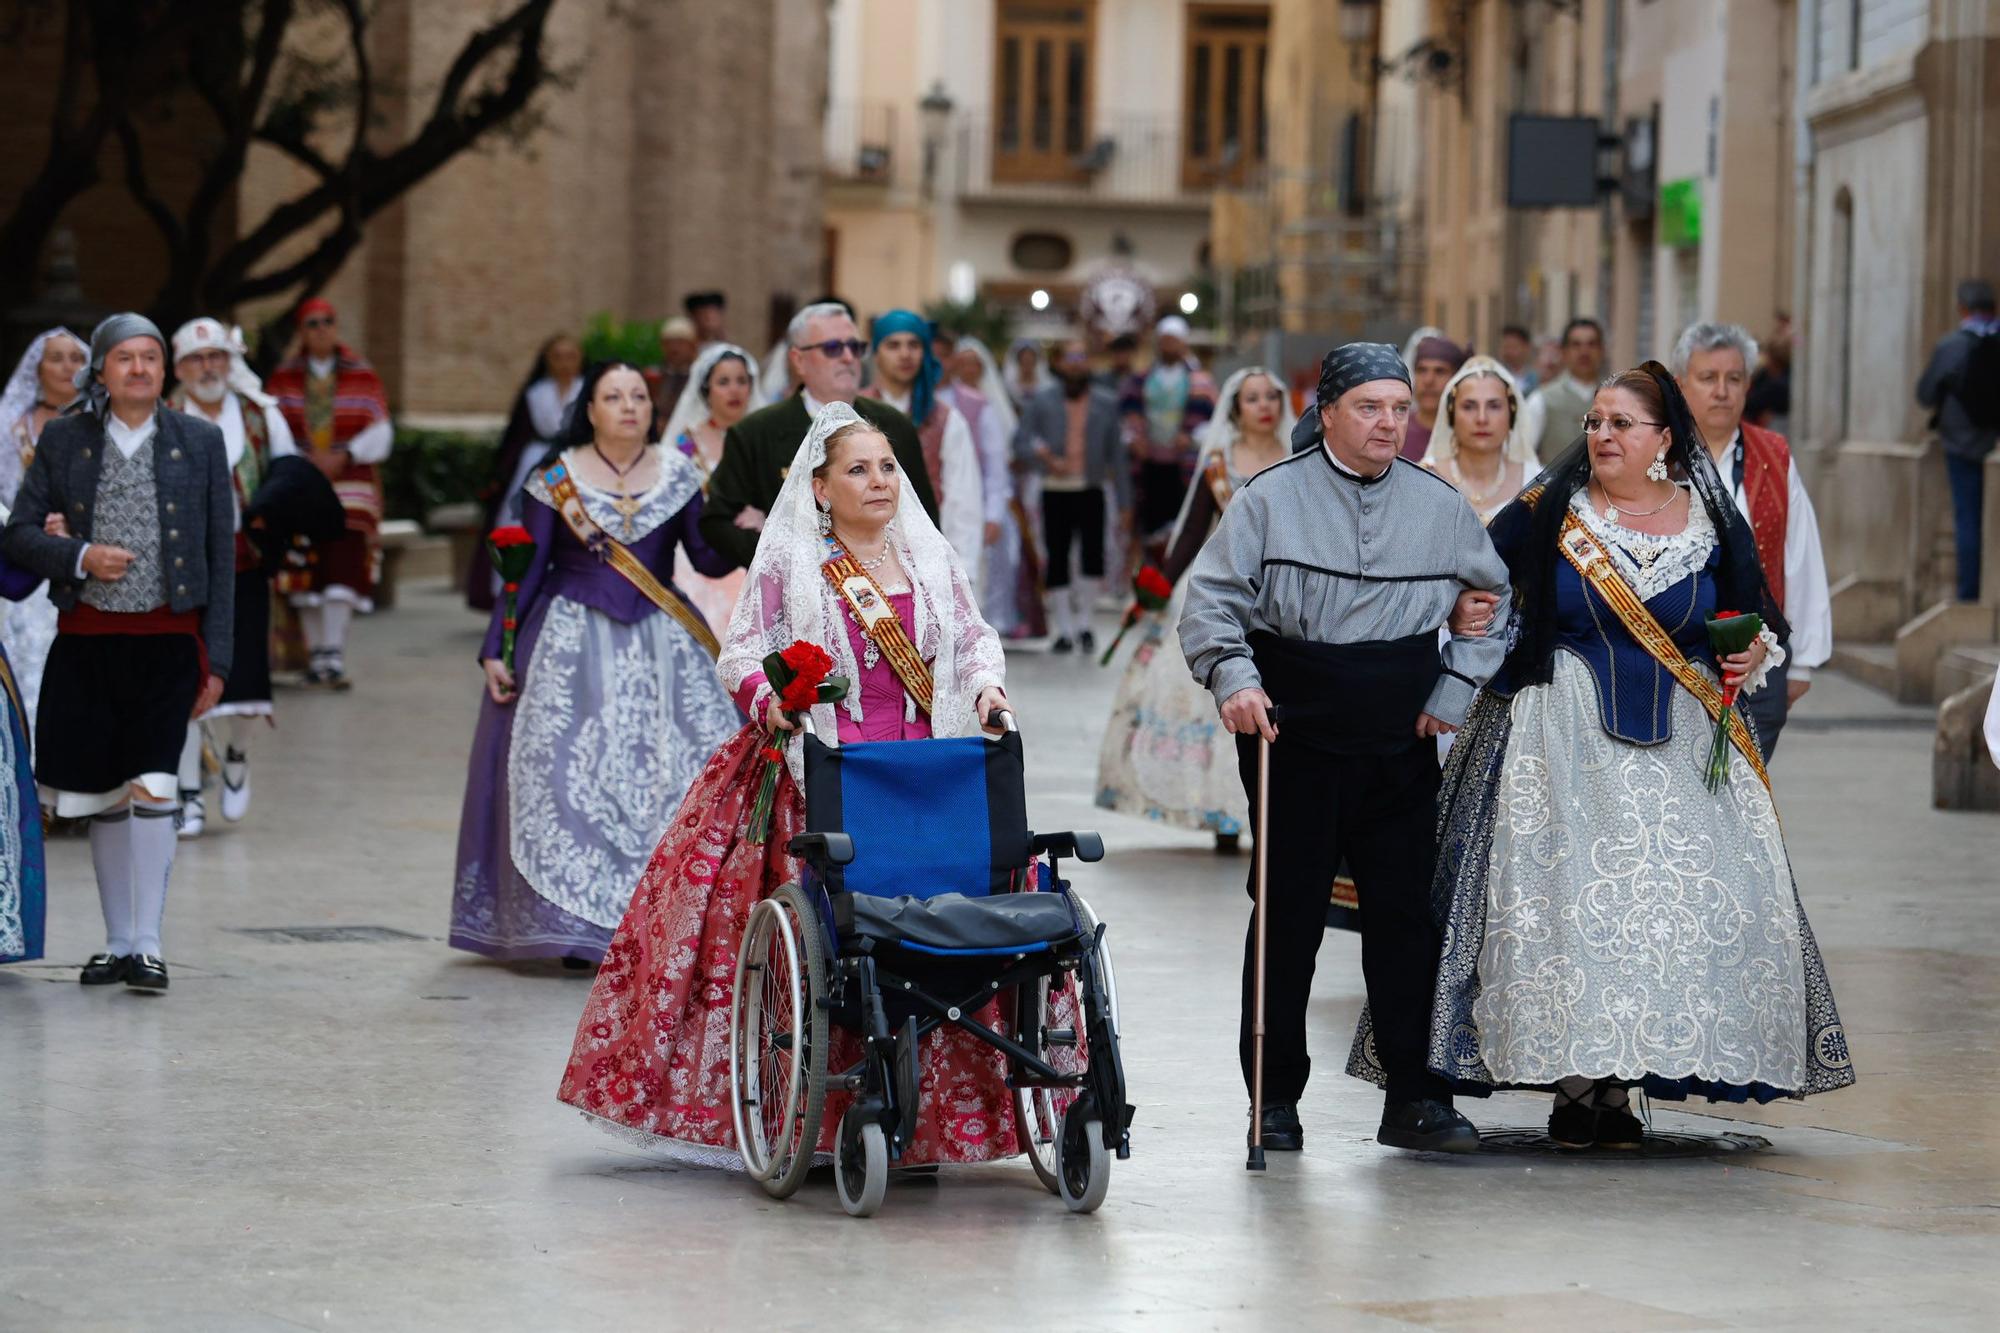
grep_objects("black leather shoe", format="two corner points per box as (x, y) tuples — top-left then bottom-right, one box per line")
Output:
(125, 955), (170, 992)
(1050, 636), (1074, 654)
(1594, 1104), (1644, 1149)
(1548, 1098), (1596, 1149)
(1077, 629), (1097, 654)
(79, 953), (129, 985)
(1377, 1098), (1480, 1153)
(1248, 1101), (1303, 1151)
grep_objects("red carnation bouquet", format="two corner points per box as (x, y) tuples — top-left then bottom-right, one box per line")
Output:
(488, 525), (537, 675)
(746, 640), (851, 844)
(1098, 565), (1175, 666)
(1703, 609), (1764, 791)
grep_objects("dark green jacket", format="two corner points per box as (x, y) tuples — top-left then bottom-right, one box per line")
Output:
(698, 393), (938, 570)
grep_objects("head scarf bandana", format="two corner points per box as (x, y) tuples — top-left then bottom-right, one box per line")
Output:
(1316, 341), (1411, 409)
(76, 312), (167, 417)
(1413, 335), (1469, 372)
(296, 297), (336, 328)
(870, 309), (941, 429)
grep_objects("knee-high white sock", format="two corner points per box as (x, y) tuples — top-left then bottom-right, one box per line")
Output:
(1050, 586), (1075, 640)
(89, 808), (136, 955)
(1073, 577), (1099, 631)
(177, 723), (204, 792)
(321, 599), (353, 656)
(129, 799), (180, 958)
(220, 715), (253, 758)
(298, 603), (327, 653)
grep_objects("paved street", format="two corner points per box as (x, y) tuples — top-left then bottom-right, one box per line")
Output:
(3, 579), (1997, 1331)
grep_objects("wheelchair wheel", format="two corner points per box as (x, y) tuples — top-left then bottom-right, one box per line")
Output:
(1072, 893), (1120, 1036)
(728, 881), (828, 1199)
(1054, 1100), (1109, 1214)
(1013, 975), (1063, 1195)
(835, 1109), (888, 1218)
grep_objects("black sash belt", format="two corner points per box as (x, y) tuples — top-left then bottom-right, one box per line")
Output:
(1249, 629), (1441, 755)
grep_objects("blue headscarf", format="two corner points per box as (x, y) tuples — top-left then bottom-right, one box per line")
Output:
(870, 309), (940, 429)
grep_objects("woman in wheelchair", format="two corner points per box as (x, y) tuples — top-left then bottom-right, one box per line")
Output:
(559, 403), (1124, 1213)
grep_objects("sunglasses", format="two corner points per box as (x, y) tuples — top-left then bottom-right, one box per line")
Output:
(1581, 413), (1665, 435)
(795, 338), (867, 360)
(302, 317), (335, 330)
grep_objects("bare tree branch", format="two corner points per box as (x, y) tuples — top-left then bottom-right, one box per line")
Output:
(113, 115), (185, 254)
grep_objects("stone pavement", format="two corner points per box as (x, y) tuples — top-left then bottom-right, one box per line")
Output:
(2, 581), (1996, 1331)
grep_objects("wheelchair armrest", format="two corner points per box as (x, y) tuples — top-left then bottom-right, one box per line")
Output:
(787, 831), (855, 868)
(1030, 831), (1104, 863)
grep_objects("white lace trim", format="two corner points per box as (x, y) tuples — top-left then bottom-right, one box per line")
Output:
(1569, 484), (1716, 600)
(524, 448), (702, 544)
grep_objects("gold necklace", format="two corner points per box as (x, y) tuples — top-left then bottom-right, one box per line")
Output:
(592, 444), (647, 535)
(1449, 456), (1511, 508)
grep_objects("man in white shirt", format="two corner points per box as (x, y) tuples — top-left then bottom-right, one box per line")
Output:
(167, 318), (296, 835)
(1674, 321), (1833, 756)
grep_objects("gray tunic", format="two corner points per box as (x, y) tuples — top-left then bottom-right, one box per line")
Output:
(1178, 446), (1512, 726)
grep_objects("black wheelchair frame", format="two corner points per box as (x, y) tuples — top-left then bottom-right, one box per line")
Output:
(731, 715), (1131, 1217)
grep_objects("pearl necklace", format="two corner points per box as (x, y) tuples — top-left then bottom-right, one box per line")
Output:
(1448, 456), (1512, 509)
(1594, 479), (1680, 526)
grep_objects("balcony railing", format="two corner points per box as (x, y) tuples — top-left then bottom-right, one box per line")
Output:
(949, 110), (1222, 208)
(823, 102), (904, 186)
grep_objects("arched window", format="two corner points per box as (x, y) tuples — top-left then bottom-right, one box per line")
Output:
(1010, 232), (1075, 273)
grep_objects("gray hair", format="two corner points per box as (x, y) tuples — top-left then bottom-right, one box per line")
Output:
(1669, 321), (1758, 378)
(787, 301), (853, 347)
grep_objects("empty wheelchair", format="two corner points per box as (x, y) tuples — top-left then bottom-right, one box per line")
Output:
(727, 714), (1129, 1217)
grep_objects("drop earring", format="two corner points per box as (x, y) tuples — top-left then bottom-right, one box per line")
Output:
(1647, 450), (1669, 482)
(816, 499), (832, 536)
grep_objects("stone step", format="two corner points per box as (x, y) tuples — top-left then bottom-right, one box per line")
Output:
(1829, 640), (1897, 694)
(1937, 643), (2000, 700)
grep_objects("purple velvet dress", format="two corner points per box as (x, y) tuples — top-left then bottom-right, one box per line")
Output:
(449, 456), (744, 962)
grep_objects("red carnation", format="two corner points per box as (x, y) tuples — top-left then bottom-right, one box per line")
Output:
(1714, 609), (1740, 620)
(1135, 566), (1173, 601)
(779, 641), (835, 680)
(489, 525), (533, 549)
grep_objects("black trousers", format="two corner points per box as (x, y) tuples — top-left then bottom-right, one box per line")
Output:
(1040, 486), (1105, 589)
(1743, 656), (1790, 760)
(1237, 733), (1450, 1106)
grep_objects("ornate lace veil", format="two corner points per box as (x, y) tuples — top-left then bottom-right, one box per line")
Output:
(716, 401), (1006, 774)
(660, 342), (762, 452)
(0, 328), (83, 504)
(1162, 365), (1296, 554)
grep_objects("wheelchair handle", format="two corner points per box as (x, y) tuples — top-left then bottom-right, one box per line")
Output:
(793, 705), (1016, 739)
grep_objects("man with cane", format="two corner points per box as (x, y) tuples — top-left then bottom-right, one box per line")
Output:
(1180, 342), (1512, 1157)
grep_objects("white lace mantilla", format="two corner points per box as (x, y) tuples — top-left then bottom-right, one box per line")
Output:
(507, 596), (738, 928)
(524, 449), (702, 545)
(1473, 652), (1808, 1090)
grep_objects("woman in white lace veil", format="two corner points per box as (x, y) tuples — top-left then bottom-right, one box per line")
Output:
(659, 342), (761, 469)
(954, 336), (1018, 448)
(718, 400), (1007, 772)
(1096, 366), (1291, 851)
(0, 328), (85, 728)
(1419, 354), (1537, 523)
(659, 342), (761, 630)
(559, 401), (1027, 1171)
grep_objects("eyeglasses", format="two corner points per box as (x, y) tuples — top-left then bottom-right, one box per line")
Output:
(795, 339), (867, 360)
(1581, 413), (1665, 435)
(302, 317), (335, 330)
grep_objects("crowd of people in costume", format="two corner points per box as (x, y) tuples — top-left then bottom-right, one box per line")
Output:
(31, 267), (2000, 1168)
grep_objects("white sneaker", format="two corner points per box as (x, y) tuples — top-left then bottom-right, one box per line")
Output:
(177, 792), (205, 840)
(220, 749), (251, 823)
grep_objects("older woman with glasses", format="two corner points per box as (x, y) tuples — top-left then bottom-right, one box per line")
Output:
(1350, 362), (1854, 1149)
(697, 302), (938, 571)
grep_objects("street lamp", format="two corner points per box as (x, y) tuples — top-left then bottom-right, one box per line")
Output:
(1030, 289), (1051, 312)
(919, 80), (955, 198)
(1179, 292), (1200, 316)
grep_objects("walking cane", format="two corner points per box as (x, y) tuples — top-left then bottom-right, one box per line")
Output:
(1247, 705), (1278, 1172)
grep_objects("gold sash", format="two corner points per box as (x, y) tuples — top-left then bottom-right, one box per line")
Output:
(1202, 453), (1234, 513)
(541, 460), (720, 660)
(820, 546), (935, 717)
(1557, 513), (1771, 792)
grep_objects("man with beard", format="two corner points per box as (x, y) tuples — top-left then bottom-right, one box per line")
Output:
(4, 314), (235, 993)
(1180, 341), (1511, 1155)
(167, 318), (296, 835)
(266, 298), (392, 688)
(699, 302), (937, 569)
(1017, 339), (1128, 654)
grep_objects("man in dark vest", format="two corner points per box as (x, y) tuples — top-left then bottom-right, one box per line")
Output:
(3, 313), (235, 994)
(699, 302), (937, 569)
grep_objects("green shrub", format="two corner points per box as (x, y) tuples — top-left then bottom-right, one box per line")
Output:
(380, 427), (498, 524)
(582, 311), (662, 367)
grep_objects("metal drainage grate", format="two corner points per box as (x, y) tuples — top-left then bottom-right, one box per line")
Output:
(1475, 1126), (1770, 1159)
(229, 925), (433, 944)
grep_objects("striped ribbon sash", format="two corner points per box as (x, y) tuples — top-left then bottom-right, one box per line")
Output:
(1556, 513), (1771, 792)
(540, 461), (721, 660)
(820, 547), (935, 717)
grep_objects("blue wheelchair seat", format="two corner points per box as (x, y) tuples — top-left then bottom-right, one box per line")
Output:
(840, 889), (1081, 956)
